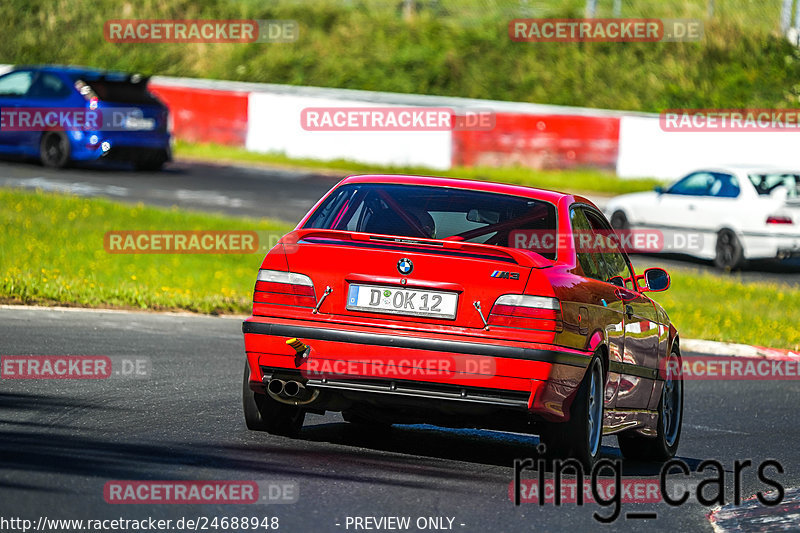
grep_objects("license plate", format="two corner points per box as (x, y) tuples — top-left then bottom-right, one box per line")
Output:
(346, 284), (458, 319)
(124, 116), (156, 131)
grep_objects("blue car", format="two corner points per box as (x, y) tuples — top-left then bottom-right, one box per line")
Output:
(0, 65), (172, 170)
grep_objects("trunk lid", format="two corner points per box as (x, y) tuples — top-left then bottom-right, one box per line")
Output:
(283, 229), (546, 329)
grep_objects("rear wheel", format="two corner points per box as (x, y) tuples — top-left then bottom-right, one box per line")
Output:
(610, 210), (630, 231)
(540, 355), (605, 470)
(40, 132), (70, 168)
(714, 229), (744, 271)
(618, 348), (683, 461)
(242, 362), (305, 437)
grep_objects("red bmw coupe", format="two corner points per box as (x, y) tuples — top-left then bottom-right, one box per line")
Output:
(242, 175), (683, 467)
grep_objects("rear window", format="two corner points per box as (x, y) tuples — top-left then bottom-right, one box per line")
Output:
(70, 74), (160, 105)
(303, 183), (558, 259)
(748, 173), (800, 198)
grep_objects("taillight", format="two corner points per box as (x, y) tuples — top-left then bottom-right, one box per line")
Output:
(766, 215), (793, 225)
(488, 294), (563, 332)
(253, 269), (316, 308)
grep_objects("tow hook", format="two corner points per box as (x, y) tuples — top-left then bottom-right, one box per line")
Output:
(286, 338), (311, 359)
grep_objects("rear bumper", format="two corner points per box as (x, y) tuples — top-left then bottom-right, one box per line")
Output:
(242, 317), (591, 420)
(742, 232), (800, 260)
(70, 132), (171, 162)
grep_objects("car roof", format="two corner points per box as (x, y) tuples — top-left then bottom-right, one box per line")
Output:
(10, 65), (141, 80)
(691, 165), (800, 176)
(339, 174), (597, 209)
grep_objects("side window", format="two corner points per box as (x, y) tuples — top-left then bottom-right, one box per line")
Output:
(666, 172), (714, 196)
(570, 207), (605, 282)
(584, 210), (636, 289)
(27, 73), (71, 100)
(708, 173), (740, 198)
(0, 71), (34, 98)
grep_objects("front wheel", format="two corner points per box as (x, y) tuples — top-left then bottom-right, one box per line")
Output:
(242, 362), (305, 437)
(610, 210), (629, 231)
(540, 355), (605, 470)
(618, 349), (683, 461)
(40, 132), (71, 168)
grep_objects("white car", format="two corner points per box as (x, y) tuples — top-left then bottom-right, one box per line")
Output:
(605, 166), (800, 269)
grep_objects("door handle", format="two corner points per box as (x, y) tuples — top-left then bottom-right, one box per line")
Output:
(625, 305), (634, 319)
(688, 204), (696, 210)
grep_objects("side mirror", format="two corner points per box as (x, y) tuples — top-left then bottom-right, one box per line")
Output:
(607, 276), (625, 287)
(643, 267), (670, 292)
(654, 185), (664, 195)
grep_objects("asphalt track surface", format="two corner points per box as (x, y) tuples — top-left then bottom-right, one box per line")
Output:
(2, 307), (800, 532)
(0, 157), (799, 285)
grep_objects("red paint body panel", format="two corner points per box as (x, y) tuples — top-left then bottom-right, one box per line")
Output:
(149, 84), (248, 146)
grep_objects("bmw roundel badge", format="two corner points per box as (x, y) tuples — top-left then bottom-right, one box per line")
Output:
(397, 258), (414, 275)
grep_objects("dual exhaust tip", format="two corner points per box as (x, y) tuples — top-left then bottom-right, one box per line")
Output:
(267, 378), (305, 398)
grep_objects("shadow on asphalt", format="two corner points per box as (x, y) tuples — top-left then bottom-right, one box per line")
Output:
(0, 392), (706, 494)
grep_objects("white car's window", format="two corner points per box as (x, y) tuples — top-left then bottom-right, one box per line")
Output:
(667, 172), (738, 198)
(708, 174), (740, 198)
(666, 172), (714, 196)
(748, 174), (800, 198)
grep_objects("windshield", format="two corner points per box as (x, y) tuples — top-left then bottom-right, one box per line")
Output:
(303, 183), (558, 258)
(748, 173), (800, 198)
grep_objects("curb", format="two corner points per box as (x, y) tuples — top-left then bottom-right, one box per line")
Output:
(682, 338), (799, 360)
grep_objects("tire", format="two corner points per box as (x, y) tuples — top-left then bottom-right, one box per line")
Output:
(610, 210), (630, 231)
(134, 155), (167, 171)
(242, 362), (305, 437)
(714, 229), (745, 271)
(40, 132), (71, 168)
(540, 355), (605, 470)
(618, 348), (683, 461)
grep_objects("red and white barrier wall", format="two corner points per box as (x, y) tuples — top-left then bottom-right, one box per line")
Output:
(148, 75), (628, 173)
(149, 85), (249, 146)
(244, 93), (452, 169)
(108, 72), (800, 179)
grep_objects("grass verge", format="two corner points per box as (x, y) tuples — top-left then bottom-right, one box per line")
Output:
(2, 188), (798, 350)
(176, 141), (663, 197)
(0, 188), (292, 314)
